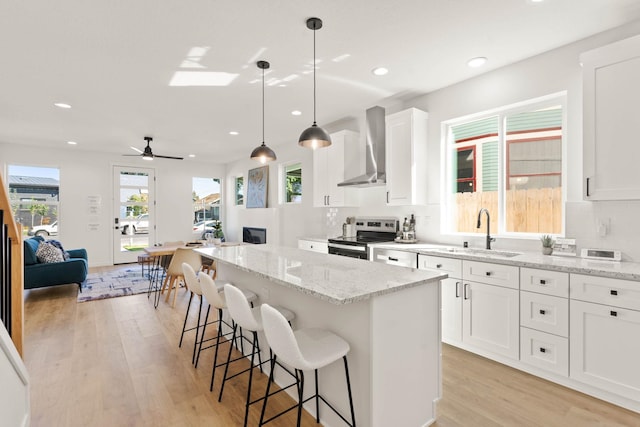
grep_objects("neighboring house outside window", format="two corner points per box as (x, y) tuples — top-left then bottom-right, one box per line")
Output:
(8, 165), (60, 237)
(443, 94), (565, 236)
(192, 177), (221, 235)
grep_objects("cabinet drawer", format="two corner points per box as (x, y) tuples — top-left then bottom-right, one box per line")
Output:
(520, 291), (568, 337)
(418, 255), (462, 278)
(520, 268), (568, 297)
(297, 240), (328, 254)
(463, 260), (519, 289)
(571, 274), (640, 311)
(520, 327), (568, 377)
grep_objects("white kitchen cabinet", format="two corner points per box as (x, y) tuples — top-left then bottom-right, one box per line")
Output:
(462, 280), (520, 360)
(418, 254), (463, 344)
(520, 327), (569, 377)
(385, 108), (428, 206)
(313, 130), (359, 207)
(570, 299), (640, 400)
(297, 239), (328, 254)
(582, 34), (640, 200)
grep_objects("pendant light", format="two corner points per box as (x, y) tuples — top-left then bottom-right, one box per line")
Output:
(298, 17), (332, 149)
(250, 60), (277, 163)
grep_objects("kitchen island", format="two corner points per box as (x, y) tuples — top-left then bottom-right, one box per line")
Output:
(196, 244), (447, 427)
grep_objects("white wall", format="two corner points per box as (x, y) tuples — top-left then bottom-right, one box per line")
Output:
(0, 143), (226, 266)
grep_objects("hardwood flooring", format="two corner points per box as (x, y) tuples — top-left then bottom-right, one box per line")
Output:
(23, 266), (640, 427)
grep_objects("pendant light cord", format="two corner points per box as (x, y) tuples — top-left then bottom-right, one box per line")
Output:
(313, 24), (317, 125)
(262, 65), (265, 144)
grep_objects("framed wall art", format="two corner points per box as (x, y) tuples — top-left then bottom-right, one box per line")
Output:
(246, 165), (269, 208)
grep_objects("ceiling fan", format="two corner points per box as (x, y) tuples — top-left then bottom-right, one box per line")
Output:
(124, 136), (183, 160)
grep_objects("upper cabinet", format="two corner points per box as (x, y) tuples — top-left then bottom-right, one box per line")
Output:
(313, 130), (359, 207)
(582, 35), (640, 200)
(385, 108), (428, 205)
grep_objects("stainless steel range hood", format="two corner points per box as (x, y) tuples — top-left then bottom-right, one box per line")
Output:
(337, 106), (386, 187)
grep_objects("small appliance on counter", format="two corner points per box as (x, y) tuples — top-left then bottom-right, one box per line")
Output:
(342, 216), (356, 238)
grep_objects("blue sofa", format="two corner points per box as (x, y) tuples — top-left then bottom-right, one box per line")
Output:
(23, 236), (88, 291)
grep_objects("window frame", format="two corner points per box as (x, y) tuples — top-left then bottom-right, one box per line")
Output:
(192, 176), (222, 234)
(441, 92), (567, 239)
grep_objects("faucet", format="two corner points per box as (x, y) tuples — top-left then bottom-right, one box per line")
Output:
(477, 208), (496, 250)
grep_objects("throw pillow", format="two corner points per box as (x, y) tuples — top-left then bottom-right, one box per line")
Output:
(47, 239), (70, 260)
(36, 242), (65, 263)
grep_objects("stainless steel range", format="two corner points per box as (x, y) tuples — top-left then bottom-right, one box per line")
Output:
(328, 217), (399, 260)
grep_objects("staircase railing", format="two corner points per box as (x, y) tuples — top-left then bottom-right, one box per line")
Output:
(0, 173), (23, 356)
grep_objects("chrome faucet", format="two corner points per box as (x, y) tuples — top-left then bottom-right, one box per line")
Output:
(477, 208), (496, 250)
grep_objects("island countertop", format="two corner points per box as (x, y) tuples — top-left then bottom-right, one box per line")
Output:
(196, 244), (446, 305)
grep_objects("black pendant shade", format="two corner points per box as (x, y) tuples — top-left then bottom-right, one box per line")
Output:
(251, 60), (277, 163)
(298, 17), (331, 149)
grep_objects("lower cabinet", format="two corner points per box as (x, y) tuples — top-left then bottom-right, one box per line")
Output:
(570, 299), (640, 401)
(441, 278), (463, 344)
(462, 281), (520, 359)
(520, 327), (569, 377)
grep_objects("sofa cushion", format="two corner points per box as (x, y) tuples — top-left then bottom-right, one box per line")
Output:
(36, 242), (65, 263)
(47, 239), (70, 260)
(24, 238), (41, 265)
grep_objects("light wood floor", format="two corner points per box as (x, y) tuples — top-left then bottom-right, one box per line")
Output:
(23, 266), (640, 427)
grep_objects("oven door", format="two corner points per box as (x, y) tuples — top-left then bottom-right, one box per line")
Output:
(327, 242), (368, 260)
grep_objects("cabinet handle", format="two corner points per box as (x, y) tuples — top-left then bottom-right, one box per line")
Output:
(485, 271), (491, 276)
(389, 257), (399, 262)
(610, 289), (618, 296)
(463, 283), (470, 300)
(436, 264), (443, 268)
(586, 177), (590, 197)
(327, 195), (330, 205)
(540, 279), (546, 285)
(539, 347), (547, 353)
(610, 310), (618, 317)
(386, 191), (389, 203)
(455, 281), (461, 298)
(539, 309), (546, 315)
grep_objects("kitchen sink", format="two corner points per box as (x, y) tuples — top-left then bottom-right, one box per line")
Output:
(432, 247), (522, 258)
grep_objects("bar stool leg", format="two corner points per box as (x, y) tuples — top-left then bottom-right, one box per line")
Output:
(242, 331), (259, 427)
(209, 308), (225, 390)
(195, 304), (211, 368)
(344, 356), (356, 427)
(296, 370), (305, 427)
(179, 292), (194, 347)
(218, 323), (238, 400)
(314, 369), (320, 423)
(259, 355), (277, 426)
(191, 297), (203, 364)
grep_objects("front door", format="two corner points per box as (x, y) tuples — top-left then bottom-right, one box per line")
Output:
(113, 166), (155, 264)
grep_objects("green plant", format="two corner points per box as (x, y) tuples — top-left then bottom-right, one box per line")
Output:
(540, 234), (555, 248)
(213, 221), (224, 238)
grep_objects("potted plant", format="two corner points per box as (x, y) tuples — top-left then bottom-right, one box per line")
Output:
(212, 221), (224, 245)
(540, 234), (555, 255)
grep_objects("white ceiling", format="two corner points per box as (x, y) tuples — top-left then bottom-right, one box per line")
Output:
(1, 0), (639, 164)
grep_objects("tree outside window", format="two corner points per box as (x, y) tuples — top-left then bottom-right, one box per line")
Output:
(284, 163), (302, 203)
(235, 176), (244, 205)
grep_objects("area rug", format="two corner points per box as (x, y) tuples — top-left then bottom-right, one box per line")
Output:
(77, 265), (151, 303)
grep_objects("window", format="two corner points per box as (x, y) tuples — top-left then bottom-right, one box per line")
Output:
(443, 94), (564, 237)
(235, 176), (244, 205)
(8, 165), (60, 237)
(282, 162), (302, 204)
(192, 177), (221, 230)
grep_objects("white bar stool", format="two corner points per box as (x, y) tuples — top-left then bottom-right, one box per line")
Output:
(220, 283), (295, 427)
(196, 272), (257, 391)
(259, 303), (356, 427)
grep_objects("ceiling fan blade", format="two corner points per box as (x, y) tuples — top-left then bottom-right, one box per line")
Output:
(153, 154), (184, 160)
(130, 146), (143, 154)
(122, 154), (142, 157)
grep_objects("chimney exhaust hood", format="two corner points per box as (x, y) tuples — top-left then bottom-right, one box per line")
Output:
(337, 106), (386, 187)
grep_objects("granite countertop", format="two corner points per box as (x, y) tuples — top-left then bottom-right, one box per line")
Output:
(196, 244), (446, 305)
(370, 242), (640, 282)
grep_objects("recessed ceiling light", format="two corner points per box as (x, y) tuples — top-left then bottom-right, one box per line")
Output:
(229, 131), (239, 135)
(372, 67), (389, 76)
(528, 0), (544, 3)
(168, 71), (238, 87)
(188, 154), (196, 158)
(291, 110), (302, 116)
(54, 103), (71, 109)
(66, 141), (77, 145)
(467, 57), (488, 68)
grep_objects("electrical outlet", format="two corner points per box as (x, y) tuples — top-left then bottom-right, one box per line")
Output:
(596, 218), (610, 237)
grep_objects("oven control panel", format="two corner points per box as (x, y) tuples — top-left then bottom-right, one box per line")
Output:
(354, 217), (399, 233)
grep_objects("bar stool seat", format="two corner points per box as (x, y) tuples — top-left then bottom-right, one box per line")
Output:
(259, 303), (356, 427)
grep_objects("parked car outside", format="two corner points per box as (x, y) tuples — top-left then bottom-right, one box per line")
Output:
(193, 220), (217, 239)
(30, 221), (58, 237)
(120, 214), (149, 235)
